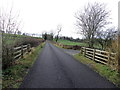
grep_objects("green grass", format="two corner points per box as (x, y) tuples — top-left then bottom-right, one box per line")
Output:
(57, 39), (102, 49)
(57, 39), (88, 46)
(2, 42), (45, 88)
(74, 53), (120, 87)
(2, 33), (43, 45)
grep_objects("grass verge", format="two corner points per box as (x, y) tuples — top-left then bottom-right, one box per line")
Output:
(74, 53), (120, 87)
(2, 42), (45, 88)
(53, 43), (62, 48)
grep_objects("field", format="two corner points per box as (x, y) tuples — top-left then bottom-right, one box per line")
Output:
(2, 33), (42, 45)
(57, 39), (102, 49)
(57, 39), (87, 46)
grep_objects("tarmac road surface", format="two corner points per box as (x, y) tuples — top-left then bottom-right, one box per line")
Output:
(20, 42), (116, 88)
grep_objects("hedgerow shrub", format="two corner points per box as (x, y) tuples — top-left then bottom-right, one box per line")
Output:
(2, 34), (44, 69)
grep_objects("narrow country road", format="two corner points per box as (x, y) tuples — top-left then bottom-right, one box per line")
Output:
(20, 42), (116, 88)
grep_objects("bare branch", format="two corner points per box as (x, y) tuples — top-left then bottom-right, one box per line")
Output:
(75, 2), (111, 48)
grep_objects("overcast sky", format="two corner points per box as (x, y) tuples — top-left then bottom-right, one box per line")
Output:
(0, 0), (119, 38)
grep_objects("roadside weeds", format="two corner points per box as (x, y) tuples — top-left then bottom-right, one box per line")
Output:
(2, 42), (45, 88)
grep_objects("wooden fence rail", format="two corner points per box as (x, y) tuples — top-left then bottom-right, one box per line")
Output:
(13, 44), (31, 60)
(81, 47), (117, 70)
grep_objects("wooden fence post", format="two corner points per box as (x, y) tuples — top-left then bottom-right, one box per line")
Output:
(28, 44), (31, 52)
(21, 45), (23, 58)
(107, 52), (110, 66)
(114, 53), (117, 70)
(27, 44), (29, 52)
(84, 47), (86, 57)
(93, 49), (95, 61)
(80, 48), (83, 54)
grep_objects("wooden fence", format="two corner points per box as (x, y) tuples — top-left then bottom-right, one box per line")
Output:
(81, 47), (117, 70)
(13, 44), (31, 60)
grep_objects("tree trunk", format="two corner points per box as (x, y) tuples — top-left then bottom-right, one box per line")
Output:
(56, 36), (58, 42)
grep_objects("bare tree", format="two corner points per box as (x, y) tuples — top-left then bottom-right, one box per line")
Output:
(75, 2), (110, 48)
(0, 7), (21, 34)
(55, 24), (62, 42)
(0, 7), (23, 47)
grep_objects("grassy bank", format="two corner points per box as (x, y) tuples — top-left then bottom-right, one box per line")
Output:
(74, 54), (120, 87)
(2, 42), (45, 88)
